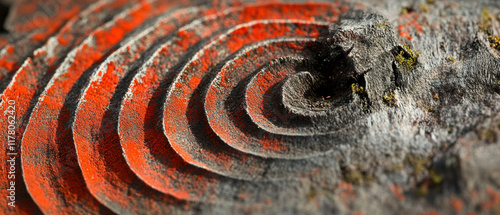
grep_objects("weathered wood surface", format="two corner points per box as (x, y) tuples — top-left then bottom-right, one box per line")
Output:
(0, 0), (499, 214)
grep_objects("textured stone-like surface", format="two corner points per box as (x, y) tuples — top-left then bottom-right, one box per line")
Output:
(0, 0), (499, 214)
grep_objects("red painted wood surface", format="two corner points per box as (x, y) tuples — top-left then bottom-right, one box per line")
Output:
(0, 0), (382, 214)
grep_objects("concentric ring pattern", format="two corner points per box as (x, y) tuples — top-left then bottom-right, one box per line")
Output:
(0, 0), (429, 214)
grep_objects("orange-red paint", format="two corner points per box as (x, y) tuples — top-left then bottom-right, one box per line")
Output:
(451, 197), (464, 212)
(397, 12), (425, 41)
(482, 186), (500, 211)
(29, 6), (81, 42)
(20, 0), (179, 213)
(390, 184), (405, 201)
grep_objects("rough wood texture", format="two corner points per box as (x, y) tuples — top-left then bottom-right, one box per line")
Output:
(0, 0), (499, 214)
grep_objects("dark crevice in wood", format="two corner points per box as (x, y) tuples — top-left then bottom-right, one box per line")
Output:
(0, 2), (10, 33)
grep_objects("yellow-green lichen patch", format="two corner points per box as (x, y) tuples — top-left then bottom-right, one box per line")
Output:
(488, 35), (500, 50)
(480, 128), (497, 143)
(342, 166), (375, 185)
(306, 189), (317, 201)
(400, 5), (414, 15)
(404, 154), (432, 177)
(417, 185), (429, 196)
(432, 92), (439, 100)
(494, 79), (500, 93)
(383, 92), (396, 106)
(376, 21), (389, 30)
(447, 125), (455, 134)
(416, 168), (444, 196)
(479, 9), (500, 52)
(351, 83), (367, 97)
(419, 4), (429, 13)
(480, 8), (492, 33)
(386, 164), (404, 172)
(415, 155), (460, 197)
(400, 8), (408, 15)
(425, 106), (436, 113)
(394, 45), (418, 73)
